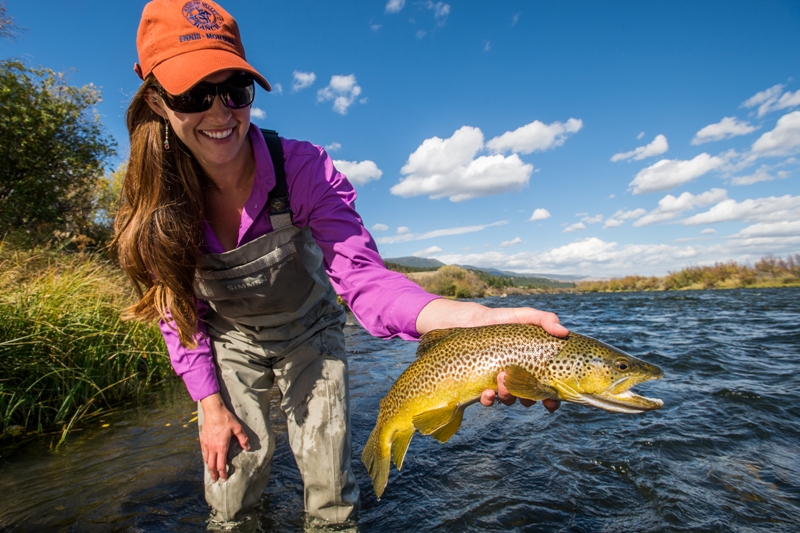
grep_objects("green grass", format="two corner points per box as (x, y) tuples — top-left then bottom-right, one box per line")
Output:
(0, 244), (173, 446)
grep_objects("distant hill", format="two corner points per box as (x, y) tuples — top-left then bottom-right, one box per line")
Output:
(384, 256), (445, 269)
(384, 257), (585, 282)
(458, 265), (586, 282)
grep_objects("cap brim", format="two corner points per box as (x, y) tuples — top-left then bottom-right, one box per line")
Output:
(152, 49), (271, 94)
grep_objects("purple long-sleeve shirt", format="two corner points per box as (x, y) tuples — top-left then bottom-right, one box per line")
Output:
(160, 126), (439, 401)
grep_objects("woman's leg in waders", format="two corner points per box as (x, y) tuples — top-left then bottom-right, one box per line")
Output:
(199, 337), (277, 523)
(273, 324), (360, 526)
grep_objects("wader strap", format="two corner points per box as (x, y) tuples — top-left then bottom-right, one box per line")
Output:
(261, 128), (293, 230)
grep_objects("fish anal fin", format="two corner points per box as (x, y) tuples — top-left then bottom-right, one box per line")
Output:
(416, 328), (461, 358)
(391, 428), (415, 471)
(412, 403), (457, 435)
(504, 365), (556, 401)
(431, 405), (465, 443)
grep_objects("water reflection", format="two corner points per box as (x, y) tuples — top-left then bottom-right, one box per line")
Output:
(1, 289), (798, 532)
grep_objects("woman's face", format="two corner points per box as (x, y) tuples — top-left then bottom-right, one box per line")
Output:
(146, 70), (253, 177)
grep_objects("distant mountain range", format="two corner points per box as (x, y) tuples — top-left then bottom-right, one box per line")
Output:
(384, 256), (589, 282)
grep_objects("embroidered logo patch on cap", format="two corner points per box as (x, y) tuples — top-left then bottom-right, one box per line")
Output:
(182, 1), (223, 31)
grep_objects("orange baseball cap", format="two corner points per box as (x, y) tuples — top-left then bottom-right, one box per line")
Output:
(134, 0), (271, 94)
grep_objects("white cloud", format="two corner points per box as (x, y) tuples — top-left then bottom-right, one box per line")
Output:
(374, 221), (508, 244)
(416, 30), (427, 39)
(272, 83), (283, 94)
(602, 208), (646, 229)
(251, 107), (266, 120)
(414, 246), (443, 257)
(500, 237), (523, 247)
(292, 71), (316, 91)
(325, 142), (342, 152)
(385, 0), (405, 13)
(751, 111), (800, 156)
(681, 194), (800, 226)
(334, 160), (382, 185)
(317, 75), (363, 114)
(742, 84), (800, 117)
(528, 208), (551, 221)
(637, 131), (645, 140)
(635, 188), (728, 227)
(611, 134), (668, 162)
(581, 214), (603, 224)
(563, 222), (586, 233)
(691, 117), (757, 145)
(732, 220), (800, 238)
(730, 165), (789, 186)
(511, 12), (521, 26)
(629, 153), (725, 194)
(426, 1), (451, 25)
(701, 228), (716, 235)
(397, 226), (410, 234)
(371, 223), (389, 232)
(391, 126), (534, 202)
(486, 118), (583, 154)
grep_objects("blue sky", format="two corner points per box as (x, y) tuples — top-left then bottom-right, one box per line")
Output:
(3, 0), (800, 278)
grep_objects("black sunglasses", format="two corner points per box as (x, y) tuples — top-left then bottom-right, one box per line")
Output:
(157, 74), (256, 114)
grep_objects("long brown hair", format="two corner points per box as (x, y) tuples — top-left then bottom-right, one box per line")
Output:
(112, 76), (206, 348)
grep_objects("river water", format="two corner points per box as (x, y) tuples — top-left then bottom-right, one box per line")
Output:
(1, 288), (798, 532)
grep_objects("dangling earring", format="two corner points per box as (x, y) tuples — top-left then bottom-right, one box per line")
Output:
(163, 119), (171, 151)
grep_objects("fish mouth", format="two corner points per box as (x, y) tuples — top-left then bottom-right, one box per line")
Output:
(587, 369), (664, 413)
(584, 389), (664, 414)
(551, 375), (664, 414)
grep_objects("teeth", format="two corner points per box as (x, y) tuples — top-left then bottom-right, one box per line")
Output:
(202, 128), (233, 139)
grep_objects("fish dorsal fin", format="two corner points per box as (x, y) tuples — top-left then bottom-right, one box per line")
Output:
(416, 328), (461, 358)
(412, 402), (458, 435)
(504, 365), (558, 401)
(391, 428), (415, 470)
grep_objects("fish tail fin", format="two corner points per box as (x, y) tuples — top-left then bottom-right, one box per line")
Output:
(361, 424), (392, 499)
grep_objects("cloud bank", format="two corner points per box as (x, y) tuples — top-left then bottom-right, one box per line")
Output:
(391, 119), (581, 202)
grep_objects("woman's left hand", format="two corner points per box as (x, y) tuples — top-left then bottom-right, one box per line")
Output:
(416, 299), (567, 412)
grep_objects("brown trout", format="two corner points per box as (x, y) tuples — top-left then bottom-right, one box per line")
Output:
(361, 323), (664, 498)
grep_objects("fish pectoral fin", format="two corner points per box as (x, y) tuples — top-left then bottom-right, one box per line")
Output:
(550, 379), (588, 405)
(391, 428), (415, 471)
(504, 365), (556, 401)
(412, 403), (458, 436)
(430, 404), (465, 443)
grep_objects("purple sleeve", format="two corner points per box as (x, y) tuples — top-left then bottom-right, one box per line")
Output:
(284, 140), (441, 340)
(159, 300), (219, 401)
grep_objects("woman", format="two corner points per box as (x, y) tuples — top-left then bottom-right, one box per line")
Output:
(114, 0), (566, 528)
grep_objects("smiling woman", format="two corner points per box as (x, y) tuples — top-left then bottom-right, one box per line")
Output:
(110, 0), (568, 529)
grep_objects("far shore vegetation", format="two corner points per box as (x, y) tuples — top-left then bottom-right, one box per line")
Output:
(388, 255), (800, 298)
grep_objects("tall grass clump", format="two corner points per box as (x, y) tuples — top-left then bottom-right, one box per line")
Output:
(0, 244), (172, 443)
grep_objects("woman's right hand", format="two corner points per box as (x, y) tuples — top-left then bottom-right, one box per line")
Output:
(199, 393), (250, 482)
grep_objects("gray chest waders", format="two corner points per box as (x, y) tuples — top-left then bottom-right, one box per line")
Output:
(192, 130), (358, 524)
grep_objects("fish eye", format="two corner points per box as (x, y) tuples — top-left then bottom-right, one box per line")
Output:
(615, 359), (630, 372)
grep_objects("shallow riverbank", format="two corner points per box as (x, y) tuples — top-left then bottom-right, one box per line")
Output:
(0, 246), (173, 442)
